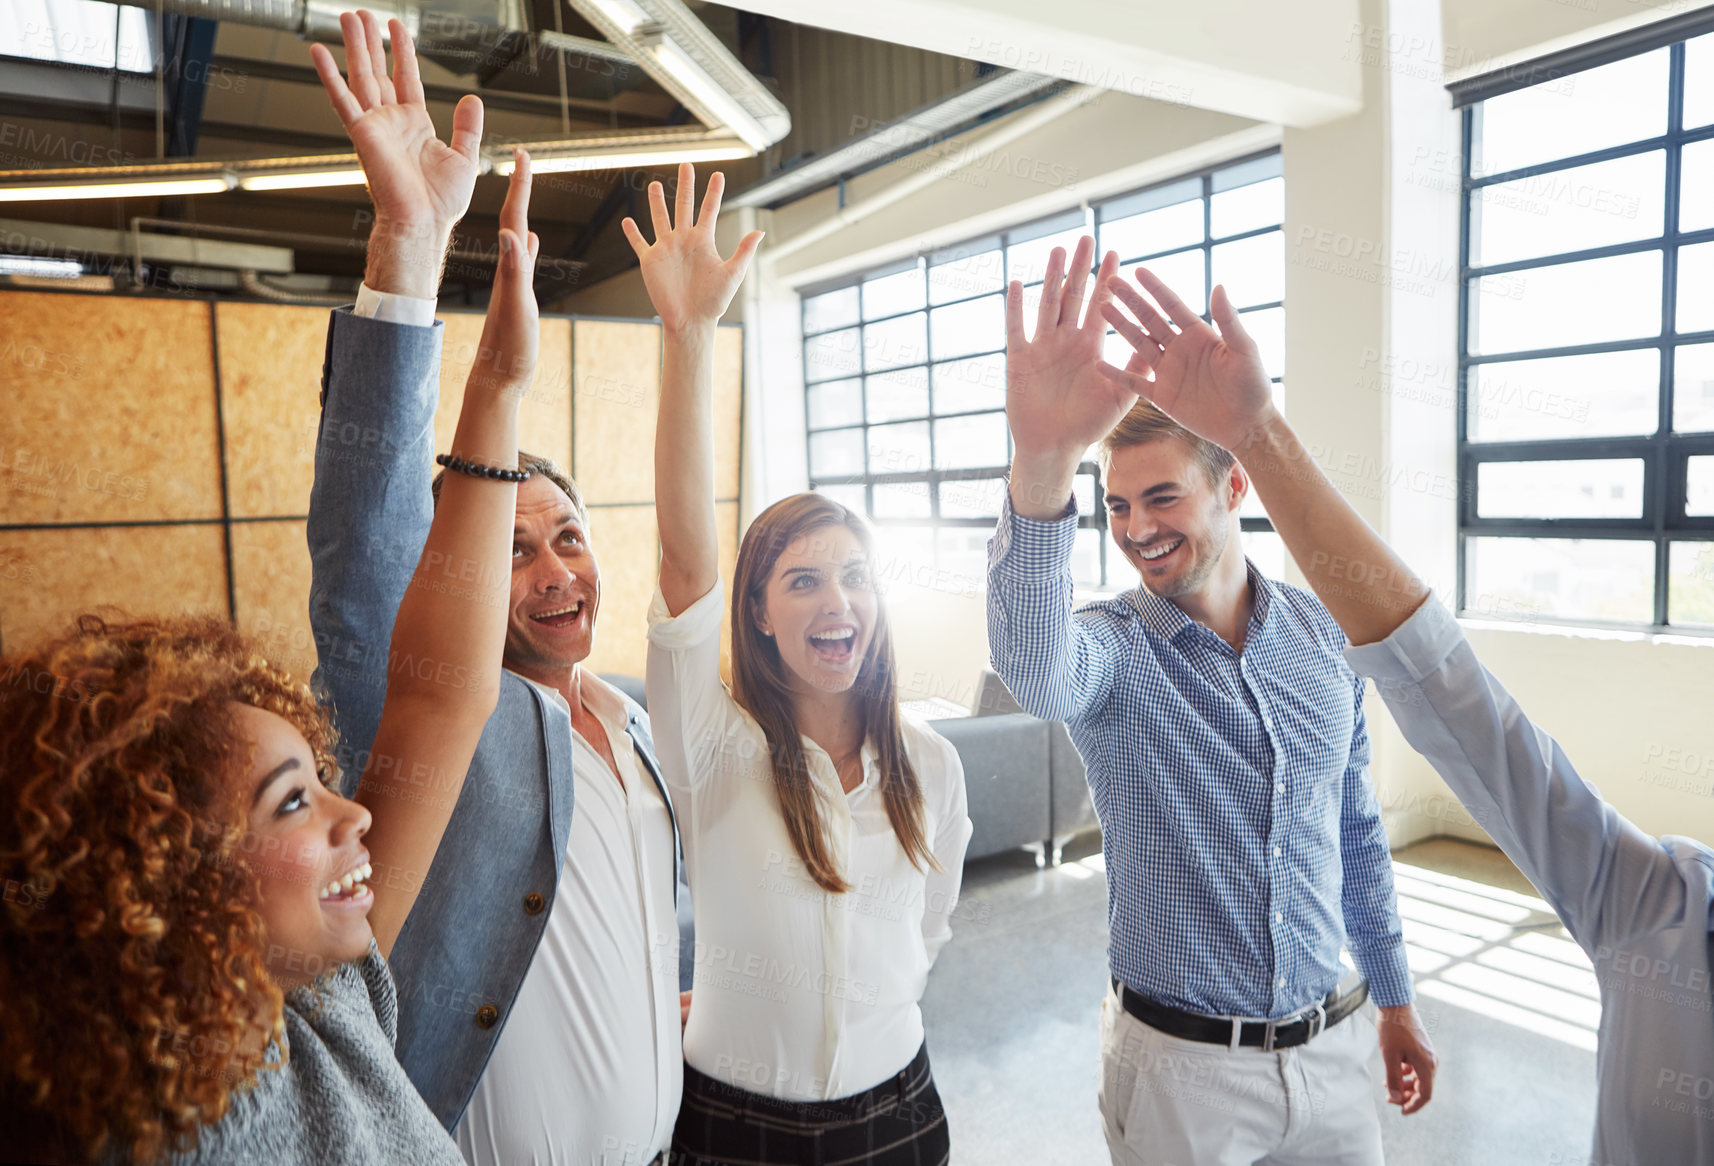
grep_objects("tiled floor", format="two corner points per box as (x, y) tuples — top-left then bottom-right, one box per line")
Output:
(921, 835), (1599, 1165)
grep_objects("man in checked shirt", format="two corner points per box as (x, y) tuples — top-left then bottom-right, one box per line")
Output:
(986, 235), (1437, 1165)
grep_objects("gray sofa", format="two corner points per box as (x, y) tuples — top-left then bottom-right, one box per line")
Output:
(601, 671), (1099, 868)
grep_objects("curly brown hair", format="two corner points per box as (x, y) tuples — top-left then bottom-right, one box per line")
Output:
(0, 613), (340, 1164)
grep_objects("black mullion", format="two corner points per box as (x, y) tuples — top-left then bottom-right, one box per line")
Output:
(1660, 41), (1686, 625)
(1465, 435), (1661, 461)
(1469, 223), (1714, 280)
(1469, 132), (1676, 190)
(1466, 332), (1691, 366)
(1202, 173), (1214, 325)
(1458, 103), (1476, 616)
(923, 256), (940, 532)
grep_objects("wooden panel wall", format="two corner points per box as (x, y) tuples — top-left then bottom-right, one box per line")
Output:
(0, 289), (745, 697)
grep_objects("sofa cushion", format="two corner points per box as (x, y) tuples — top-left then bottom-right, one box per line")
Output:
(931, 713), (1052, 862)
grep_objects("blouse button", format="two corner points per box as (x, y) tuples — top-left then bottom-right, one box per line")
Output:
(524, 891), (546, 915)
(475, 1004), (500, 1029)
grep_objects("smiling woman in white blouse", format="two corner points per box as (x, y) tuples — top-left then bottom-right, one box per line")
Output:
(622, 164), (974, 1166)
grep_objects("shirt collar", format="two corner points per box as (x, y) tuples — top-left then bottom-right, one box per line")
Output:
(801, 734), (880, 793)
(512, 666), (632, 735)
(1121, 557), (1275, 650)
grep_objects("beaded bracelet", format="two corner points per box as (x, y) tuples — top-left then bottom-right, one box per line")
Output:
(435, 453), (531, 483)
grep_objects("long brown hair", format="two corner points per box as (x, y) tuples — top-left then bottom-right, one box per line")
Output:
(0, 614), (340, 1163)
(730, 493), (938, 893)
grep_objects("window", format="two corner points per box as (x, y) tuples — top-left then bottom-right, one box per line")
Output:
(1, 0), (155, 72)
(1460, 32), (1714, 629)
(800, 151), (1285, 591)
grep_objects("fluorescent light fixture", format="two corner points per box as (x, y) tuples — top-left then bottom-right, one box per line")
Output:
(587, 0), (650, 33)
(238, 168), (368, 192)
(0, 255), (83, 278)
(499, 142), (752, 175)
(649, 35), (772, 152)
(0, 175), (234, 202)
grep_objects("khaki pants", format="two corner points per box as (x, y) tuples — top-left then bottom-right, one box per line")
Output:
(1097, 982), (1386, 1166)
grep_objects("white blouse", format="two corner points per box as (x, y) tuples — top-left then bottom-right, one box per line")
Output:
(646, 580), (973, 1102)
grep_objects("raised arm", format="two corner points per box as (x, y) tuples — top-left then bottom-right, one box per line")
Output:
(1098, 265), (1688, 956)
(622, 163), (762, 616)
(306, 12), (482, 785)
(357, 154), (540, 959)
(987, 238), (1130, 722)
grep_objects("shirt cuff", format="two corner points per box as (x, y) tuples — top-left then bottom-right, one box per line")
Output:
(1341, 592), (1461, 685)
(1352, 942), (1415, 1009)
(987, 486), (1079, 581)
(646, 578), (724, 650)
(354, 282), (438, 327)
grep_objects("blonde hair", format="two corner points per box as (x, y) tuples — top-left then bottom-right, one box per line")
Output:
(1099, 398), (1234, 487)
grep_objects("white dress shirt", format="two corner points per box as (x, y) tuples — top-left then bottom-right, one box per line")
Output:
(456, 672), (682, 1166)
(646, 580), (973, 1102)
(1346, 594), (1714, 1165)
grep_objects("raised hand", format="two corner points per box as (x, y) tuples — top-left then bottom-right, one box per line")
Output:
(621, 163), (764, 334)
(469, 149), (540, 397)
(1098, 270), (1276, 455)
(1003, 237), (1134, 517)
(310, 10), (483, 297)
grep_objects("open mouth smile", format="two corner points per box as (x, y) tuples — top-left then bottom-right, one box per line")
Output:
(808, 625), (858, 665)
(319, 858), (373, 904)
(1139, 538), (1184, 563)
(528, 601), (585, 630)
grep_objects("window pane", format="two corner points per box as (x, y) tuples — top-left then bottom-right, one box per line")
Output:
(934, 412), (1009, 470)
(1100, 199), (1204, 261)
(804, 286), (858, 334)
(1473, 151), (1665, 267)
(1103, 328), (1139, 369)
(864, 312), (927, 372)
(865, 367), (929, 423)
(1073, 472), (1097, 516)
(929, 294), (1005, 361)
(936, 527), (990, 592)
(807, 378), (863, 429)
(1469, 349), (1658, 442)
(1677, 242), (1714, 335)
(868, 421), (931, 476)
(1211, 230), (1284, 309)
(939, 476), (1007, 519)
(1688, 456), (1714, 516)
(1210, 177), (1284, 238)
(1675, 343), (1714, 432)
(1475, 459), (1645, 519)
(1471, 250), (1660, 355)
(1465, 537), (1654, 623)
(872, 481), (931, 519)
(933, 354), (1006, 414)
(809, 428), (864, 478)
(1668, 541), (1714, 627)
(1473, 49), (1668, 177)
(1007, 224), (1089, 286)
(0, 0), (153, 71)
(813, 482), (866, 513)
(862, 265), (925, 318)
(1071, 527), (1104, 587)
(928, 249), (1004, 304)
(1240, 306), (1285, 377)
(871, 525), (937, 591)
(1242, 529), (1287, 581)
(1685, 33), (1714, 130)
(1121, 249), (1206, 316)
(804, 327), (861, 383)
(1680, 139), (1714, 234)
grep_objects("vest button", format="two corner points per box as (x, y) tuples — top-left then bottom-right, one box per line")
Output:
(475, 1004), (499, 1029)
(524, 891), (545, 915)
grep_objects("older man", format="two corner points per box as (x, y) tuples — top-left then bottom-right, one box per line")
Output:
(306, 14), (686, 1165)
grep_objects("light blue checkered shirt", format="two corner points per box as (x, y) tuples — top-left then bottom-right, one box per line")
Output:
(986, 494), (1413, 1018)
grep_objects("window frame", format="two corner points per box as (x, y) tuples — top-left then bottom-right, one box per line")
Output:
(1457, 36), (1714, 632)
(800, 148), (1282, 590)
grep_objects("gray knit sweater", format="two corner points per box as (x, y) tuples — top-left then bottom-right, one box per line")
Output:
(163, 944), (463, 1166)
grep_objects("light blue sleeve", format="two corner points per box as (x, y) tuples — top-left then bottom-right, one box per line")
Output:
(1345, 596), (1689, 956)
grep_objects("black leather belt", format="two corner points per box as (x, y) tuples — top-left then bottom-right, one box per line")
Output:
(1112, 977), (1369, 1052)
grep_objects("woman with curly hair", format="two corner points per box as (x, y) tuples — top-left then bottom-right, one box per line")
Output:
(0, 23), (539, 1163)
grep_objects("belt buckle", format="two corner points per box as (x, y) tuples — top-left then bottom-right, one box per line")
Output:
(1307, 1001), (1327, 1043)
(1261, 1017), (1279, 1053)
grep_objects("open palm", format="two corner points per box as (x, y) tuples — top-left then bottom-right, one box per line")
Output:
(310, 10), (481, 231)
(1098, 268), (1276, 453)
(621, 163), (763, 332)
(1005, 237), (1140, 460)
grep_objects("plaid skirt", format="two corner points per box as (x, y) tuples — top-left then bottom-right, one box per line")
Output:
(669, 1042), (950, 1166)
